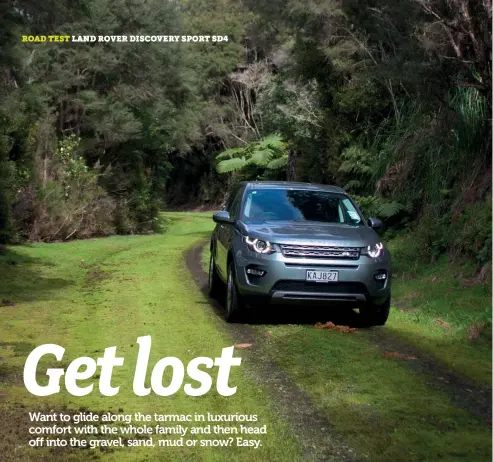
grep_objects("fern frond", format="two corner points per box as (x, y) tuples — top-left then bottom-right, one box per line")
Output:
(216, 147), (245, 160)
(267, 155), (288, 169)
(376, 201), (405, 218)
(344, 179), (361, 191)
(249, 148), (275, 166)
(216, 157), (247, 173)
(257, 133), (285, 150)
(338, 161), (358, 174)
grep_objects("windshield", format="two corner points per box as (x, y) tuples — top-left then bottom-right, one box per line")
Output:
(241, 189), (364, 225)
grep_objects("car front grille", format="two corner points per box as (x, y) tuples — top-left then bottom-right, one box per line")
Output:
(272, 280), (368, 295)
(280, 244), (361, 259)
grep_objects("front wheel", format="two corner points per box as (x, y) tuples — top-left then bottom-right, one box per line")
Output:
(359, 297), (391, 327)
(225, 264), (244, 323)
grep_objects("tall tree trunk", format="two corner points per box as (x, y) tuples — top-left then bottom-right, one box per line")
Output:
(287, 150), (297, 181)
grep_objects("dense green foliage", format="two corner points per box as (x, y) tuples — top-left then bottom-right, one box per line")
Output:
(0, 0), (491, 267)
(0, 0), (218, 240)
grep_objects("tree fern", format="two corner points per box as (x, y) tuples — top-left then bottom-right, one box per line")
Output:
(216, 134), (288, 174)
(256, 134), (285, 150)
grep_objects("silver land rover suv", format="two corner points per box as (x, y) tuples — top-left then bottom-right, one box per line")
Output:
(208, 181), (391, 325)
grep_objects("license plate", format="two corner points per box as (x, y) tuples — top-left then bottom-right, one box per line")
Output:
(306, 270), (339, 282)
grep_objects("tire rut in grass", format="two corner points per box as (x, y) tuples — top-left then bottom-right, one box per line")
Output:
(185, 242), (359, 462)
(364, 328), (492, 424)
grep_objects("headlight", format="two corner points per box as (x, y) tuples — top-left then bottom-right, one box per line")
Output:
(245, 236), (275, 254)
(362, 242), (384, 258)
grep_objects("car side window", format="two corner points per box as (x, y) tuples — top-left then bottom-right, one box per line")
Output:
(243, 192), (253, 218)
(338, 203), (344, 223)
(342, 198), (362, 224)
(224, 186), (239, 212)
(229, 188), (244, 220)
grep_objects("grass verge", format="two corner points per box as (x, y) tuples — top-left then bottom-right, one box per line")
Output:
(0, 212), (302, 461)
(386, 234), (492, 386)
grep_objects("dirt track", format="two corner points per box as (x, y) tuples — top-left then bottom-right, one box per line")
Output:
(186, 242), (359, 461)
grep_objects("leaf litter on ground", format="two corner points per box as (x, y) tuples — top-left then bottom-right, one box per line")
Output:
(314, 321), (357, 333)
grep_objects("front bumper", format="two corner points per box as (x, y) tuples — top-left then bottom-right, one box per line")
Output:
(234, 246), (391, 306)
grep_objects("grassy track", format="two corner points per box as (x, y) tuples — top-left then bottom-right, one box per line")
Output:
(253, 325), (490, 461)
(1, 212), (491, 461)
(0, 213), (302, 461)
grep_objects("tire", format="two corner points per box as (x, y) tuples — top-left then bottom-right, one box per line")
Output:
(359, 297), (391, 327)
(225, 264), (244, 323)
(208, 251), (222, 300)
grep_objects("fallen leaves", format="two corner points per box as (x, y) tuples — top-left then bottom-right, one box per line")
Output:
(399, 308), (417, 314)
(382, 352), (418, 360)
(234, 343), (253, 349)
(435, 318), (451, 329)
(315, 321), (357, 333)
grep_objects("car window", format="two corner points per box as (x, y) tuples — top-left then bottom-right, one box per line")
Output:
(241, 189), (364, 225)
(224, 186), (240, 211)
(244, 192), (253, 218)
(338, 203), (344, 222)
(229, 188), (244, 220)
(342, 198), (363, 225)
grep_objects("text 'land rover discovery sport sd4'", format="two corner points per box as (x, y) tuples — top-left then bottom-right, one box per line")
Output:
(208, 182), (391, 325)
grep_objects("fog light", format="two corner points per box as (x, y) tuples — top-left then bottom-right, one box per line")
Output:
(374, 272), (387, 281)
(246, 268), (266, 277)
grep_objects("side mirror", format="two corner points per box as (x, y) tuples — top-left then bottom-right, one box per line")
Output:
(213, 211), (234, 224)
(367, 217), (383, 229)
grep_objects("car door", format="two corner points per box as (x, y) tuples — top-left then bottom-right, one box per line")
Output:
(222, 186), (244, 272)
(215, 186), (242, 280)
